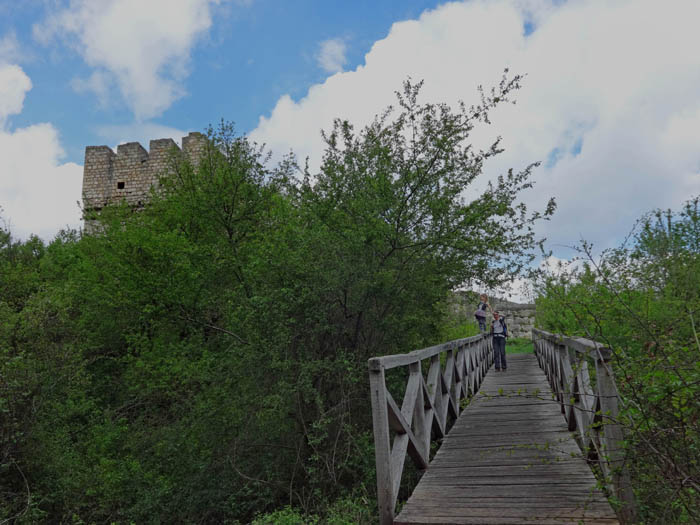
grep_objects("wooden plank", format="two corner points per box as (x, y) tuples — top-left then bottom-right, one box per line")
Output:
(395, 353), (619, 525)
(394, 513), (619, 525)
(405, 484), (609, 496)
(403, 496), (615, 507)
(396, 505), (615, 517)
(369, 334), (485, 370)
(428, 455), (585, 466)
(595, 357), (636, 523)
(533, 328), (612, 361)
(412, 364), (430, 460)
(386, 390), (429, 470)
(402, 366), (421, 422)
(368, 366), (394, 525)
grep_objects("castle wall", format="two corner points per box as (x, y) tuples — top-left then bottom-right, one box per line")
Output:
(491, 302), (536, 339)
(448, 292), (537, 339)
(82, 132), (206, 213)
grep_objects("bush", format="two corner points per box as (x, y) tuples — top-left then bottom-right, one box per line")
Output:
(0, 76), (553, 522)
(534, 198), (700, 523)
(506, 337), (533, 354)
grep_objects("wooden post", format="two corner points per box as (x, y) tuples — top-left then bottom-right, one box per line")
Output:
(595, 357), (637, 524)
(412, 361), (429, 461)
(369, 359), (394, 525)
(366, 333), (491, 524)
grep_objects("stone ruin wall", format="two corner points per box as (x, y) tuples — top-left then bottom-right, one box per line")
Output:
(82, 132), (206, 216)
(449, 293), (536, 339)
(490, 301), (536, 339)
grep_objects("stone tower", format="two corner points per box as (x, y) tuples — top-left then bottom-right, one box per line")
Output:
(81, 131), (206, 219)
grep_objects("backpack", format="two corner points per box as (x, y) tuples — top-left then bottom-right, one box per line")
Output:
(492, 317), (507, 337)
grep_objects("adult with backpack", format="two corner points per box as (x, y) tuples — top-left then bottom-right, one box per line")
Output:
(491, 310), (507, 371)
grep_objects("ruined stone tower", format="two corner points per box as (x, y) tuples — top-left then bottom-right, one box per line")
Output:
(81, 131), (206, 219)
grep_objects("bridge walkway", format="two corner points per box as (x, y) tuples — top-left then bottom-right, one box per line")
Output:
(394, 353), (619, 524)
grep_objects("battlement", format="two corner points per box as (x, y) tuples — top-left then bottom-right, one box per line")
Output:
(82, 132), (206, 213)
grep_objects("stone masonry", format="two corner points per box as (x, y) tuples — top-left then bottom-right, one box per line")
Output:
(448, 292), (536, 339)
(490, 301), (536, 339)
(82, 132), (206, 216)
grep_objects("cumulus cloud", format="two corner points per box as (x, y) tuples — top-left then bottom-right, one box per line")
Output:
(97, 122), (189, 149)
(484, 255), (583, 303)
(316, 38), (347, 74)
(35, 0), (224, 119)
(251, 0), (700, 257)
(0, 31), (23, 64)
(0, 64), (32, 126)
(0, 60), (82, 240)
(70, 70), (111, 106)
(0, 126), (83, 240)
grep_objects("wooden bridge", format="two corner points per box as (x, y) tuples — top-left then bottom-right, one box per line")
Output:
(368, 329), (636, 524)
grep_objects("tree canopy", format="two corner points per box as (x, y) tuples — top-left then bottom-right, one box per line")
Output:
(0, 76), (554, 523)
(534, 198), (700, 523)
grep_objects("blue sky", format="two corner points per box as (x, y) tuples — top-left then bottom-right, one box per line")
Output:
(2, 0), (700, 286)
(3, 1), (440, 162)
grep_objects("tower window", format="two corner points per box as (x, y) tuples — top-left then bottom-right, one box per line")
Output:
(117, 181), (125, 189)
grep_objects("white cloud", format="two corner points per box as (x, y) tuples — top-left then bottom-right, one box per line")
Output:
(70, 70), (111, 106)
(35, 0), (224, 119)
(316, 38), (347, 74)
(0, 31), (23, 64)
(0, 125), (83, 240)
(251, 0), (700, 257)
(97, 122), (189, 149)
(0, 64), (32, 126)
(0, 59), (185, 241)
(0, 62), (82, 240)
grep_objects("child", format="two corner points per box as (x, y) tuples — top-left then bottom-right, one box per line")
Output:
(474, 293), (491, 332)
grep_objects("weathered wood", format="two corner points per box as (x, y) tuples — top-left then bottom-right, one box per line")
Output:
(369, 330), (629, 524)
(370, 335), (483, 370)
(534, 328), (612, 361)
(368, 333), (492, 523)
(411, 363), (429, 460)
(369, 365), (394, 525)
(534, 328), (637, 524)
(595, 357), (636, 523)
(397, 515), (620, 525)
(386, 389), (428, 493)
(394, 354), (618, 524)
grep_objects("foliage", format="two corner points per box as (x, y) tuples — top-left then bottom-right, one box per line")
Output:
(438, 320), (481, 342)
(534, 198), (700, 523)
(251, 507), (318, 525)
(0, 76), (552, 523)
(505, 337), (533, 354)
(250, 494), (374, 525)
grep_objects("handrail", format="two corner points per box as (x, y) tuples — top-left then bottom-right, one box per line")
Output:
(368, 333), (492, 525)
(532, 328), (636, 524)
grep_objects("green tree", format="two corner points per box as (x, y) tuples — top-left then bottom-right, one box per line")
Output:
(1, 75), (555, 523)
(534, 199), (700, 523)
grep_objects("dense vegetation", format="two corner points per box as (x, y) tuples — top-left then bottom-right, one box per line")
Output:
(0, 77), (554, 523)
(535, 200), (700, 523)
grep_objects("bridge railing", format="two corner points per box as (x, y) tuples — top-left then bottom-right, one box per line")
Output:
(368, 333), (492, 525)
(532, 328), (636, 523)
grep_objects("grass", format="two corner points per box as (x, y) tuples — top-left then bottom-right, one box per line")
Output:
(438, 320), (533, 355)
(506, 337), (534, 354)
(439, 320), (481, 342)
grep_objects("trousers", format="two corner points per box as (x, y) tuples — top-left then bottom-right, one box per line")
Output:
(493, 336), (507, 370)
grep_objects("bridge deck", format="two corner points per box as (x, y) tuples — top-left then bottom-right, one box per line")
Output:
(394, 353), (619, 524)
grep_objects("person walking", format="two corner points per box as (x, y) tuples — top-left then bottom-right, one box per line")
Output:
(474, 293), (491, 332)
(491, 310), (507, 371)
